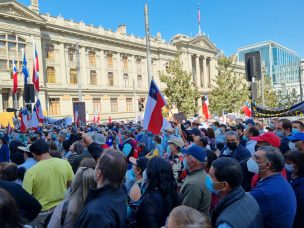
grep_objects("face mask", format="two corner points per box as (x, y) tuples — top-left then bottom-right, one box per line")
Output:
(226, 142), (237, 151)
(243, 136), (249, 142)
(205, 174), (222, 195)
(247, 157), (260, 174)
(254, 145), (260, 152)
(289, 142), (296, 150)
(285, 163), (294, 173)
(275, 131), (284, 138)
(292, 128), (299, 134)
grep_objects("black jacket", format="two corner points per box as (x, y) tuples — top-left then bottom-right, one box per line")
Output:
(136, 190), (169, 228)
(75, 186), (127, 228)
(0, 180), (41, 222)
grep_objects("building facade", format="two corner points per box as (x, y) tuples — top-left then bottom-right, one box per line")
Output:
(0, 0), (224, 120)
(237, 41), (302, 94)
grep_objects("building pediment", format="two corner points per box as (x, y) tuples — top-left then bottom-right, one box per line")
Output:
(0, 0), (46, 24)
(188, 36), (219, 52)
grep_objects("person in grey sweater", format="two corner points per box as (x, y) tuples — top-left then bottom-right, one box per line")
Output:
(207, 157), (264, 228)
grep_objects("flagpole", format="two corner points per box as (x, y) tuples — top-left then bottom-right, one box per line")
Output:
(144, 4), (153, 85)
(197, 0), (202, 36)
(12, 57), (18, 109)
(133, 78), (138, 121)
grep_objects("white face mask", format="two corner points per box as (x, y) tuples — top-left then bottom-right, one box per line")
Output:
(289, 142), (296, 150)
(247, 157), (268, 174)
(285, 163), (294, 173)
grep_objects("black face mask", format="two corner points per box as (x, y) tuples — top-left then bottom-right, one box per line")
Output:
(226, 142), (237, 150)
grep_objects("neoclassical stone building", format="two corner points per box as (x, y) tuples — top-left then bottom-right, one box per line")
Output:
(0, 0), (245, 120)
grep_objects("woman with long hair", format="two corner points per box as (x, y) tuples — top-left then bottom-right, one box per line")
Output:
(136, 157), (179, 228)
(0, 188), (23, 227)
(47, 167), (96, 228)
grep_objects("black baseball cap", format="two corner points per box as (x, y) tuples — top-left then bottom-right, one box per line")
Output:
(129, 157), (149, 172)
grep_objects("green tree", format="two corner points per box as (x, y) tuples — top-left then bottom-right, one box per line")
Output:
(277, 88), (300, 107)
(209, 56), (249, 115)
(160, 57), (200, 116)
(255, 76), (278, 108)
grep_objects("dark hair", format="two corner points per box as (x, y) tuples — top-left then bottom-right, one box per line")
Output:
(213, 122), (220, 127)
(248, 127), (260, 137)
(153, 135), (162, 144)
(259, 146), (284, 172)
(0, 137), (7, 144)
(211, 157), (243, 189)
(199, 136), (209, 147)
(0, 188), (23, 227)
(146, 157), (178, 213)
(279, 119), (292, 132)
(201, 128), (208, 137)
(80, 158), (96, 170)
(292, 120), (304, 130)
(62, 140), (72, 152)
(0, 162), (18, 181)
(29, 140), (50, 155)
(205, 150), (217, 171)
(285, 150), (304, 177)
(207, 128), (215, 139)
(47, 140), (58, 151)
(96, 149), (127, 189)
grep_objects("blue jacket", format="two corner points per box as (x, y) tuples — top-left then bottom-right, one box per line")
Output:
(0, 144), (9, 162)
(251, 174), (296, 228)
(75, 186), (127, 228)
(290, 177), (304, 228)
(279, 136), (290, 154)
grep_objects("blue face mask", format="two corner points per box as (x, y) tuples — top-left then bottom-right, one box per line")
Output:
(292, 128), (300, 134)
(285, 163), (294, 173)
(275, 131), (284, 138)
(205, 174), (222, 195)
(243, 136), (249, 142)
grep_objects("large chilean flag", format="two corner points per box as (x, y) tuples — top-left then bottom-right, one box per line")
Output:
(143, 80), (166, 134)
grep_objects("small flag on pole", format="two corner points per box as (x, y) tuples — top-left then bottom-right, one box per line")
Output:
(202, 96), (209, 120)
(12, 58), (18, 94)
(22, 49), (29, 85)
(32, 40), (39, 92)
(34, 99), (45, 122)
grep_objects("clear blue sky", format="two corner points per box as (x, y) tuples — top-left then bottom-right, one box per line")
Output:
(20, 0), (304, 57)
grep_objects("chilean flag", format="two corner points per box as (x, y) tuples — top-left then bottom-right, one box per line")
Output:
(19, 108), (30, 133)
(31, 106), (39, 130)
(32, 41), (39, 92)
(97, 112), (100, 124)
(34, 99), (45, 121)
(74, 104), (79, 126)
(108, 116), (112, 123)
(202, 96), (209, 120)
(243, 101), (252, 117)
(143, 80), (166, 134)
(12, 58), (18, 94)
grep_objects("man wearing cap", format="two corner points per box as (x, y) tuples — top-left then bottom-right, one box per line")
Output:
(287, 132), (304, 150)
(235, 123), (247, 146)
(167, 136), (186, 188)
(22, 140), (74, 227)
(179, 145), (211, 214)
(18, 145), (37, 171)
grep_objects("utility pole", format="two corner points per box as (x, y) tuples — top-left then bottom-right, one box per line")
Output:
(76, 43), (82, 102)
(299, 63), (303, 101)
(144, 4), (153, 85)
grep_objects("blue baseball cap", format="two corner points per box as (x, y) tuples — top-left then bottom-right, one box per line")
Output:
(287, 132), (304, 142)
(245, 119), (255, 126)
(181, 145), (207, 162)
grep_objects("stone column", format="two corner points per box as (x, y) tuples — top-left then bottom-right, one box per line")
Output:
(59, 43), (67, 85)
(188, 54), (193, 81)
(195, 55), (201, 87)
(80, 46), (87, 88)
(131, 55), (137, 88)
(0, 89), (3, 112)
(202, 57), (207, 88)
(99, 50), (105, 87)
(209, 58), (215, 88)
(116, 53), (122, 88)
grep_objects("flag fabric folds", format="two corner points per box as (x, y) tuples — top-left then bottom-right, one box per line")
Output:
(12, 58), (18, 94)
(143, 80), (166, 135)
(32, 41), (39, 92)
(34, 99), (45, 121)
(22, 50), (29, 85)
(243, 101), (252, 117)
(202, 96), (209, 120)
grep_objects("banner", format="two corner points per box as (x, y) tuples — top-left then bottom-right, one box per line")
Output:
(252, 101), (304, 118)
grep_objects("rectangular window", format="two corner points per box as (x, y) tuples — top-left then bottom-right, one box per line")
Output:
(0, 41), (5, 51)
(93, 98), (101, 113)
(46, 44), (55, 59)
(8, 35), (16, 41)
(124, 73), (129, 87)
(110, 98), (118, 112)
(68, 48), (75, 62)
(49, 98), (60, 116)
(122, 56), (128, 71)
(137, 75), (142, 88)
(70, 68), (77, 84)
(90, 70), (97, 85)
(108, 72), (114, 86)
(2, 93), (9, 110)
(89, 51), (96, 66)
(107, 54), (113, 68)
(47, 66), (56, 83)
(0, 60), (7, 70)
(126, 98), (133, 111)
(8, 42), (16, 51)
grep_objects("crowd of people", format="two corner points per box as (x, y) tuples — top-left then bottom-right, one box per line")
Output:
(0, 116), (303, 228)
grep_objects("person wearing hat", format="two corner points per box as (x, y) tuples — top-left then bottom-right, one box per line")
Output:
(129, 156), (149, 202)
(179, 145), (211, 214)
(22, 140), (74, 227)
(287, 132), (304, 151)
(17, 145), (37, 171)
(192, 119), (201, 129)
(167, 137), (186, 188)
(187, 128), (201, 145)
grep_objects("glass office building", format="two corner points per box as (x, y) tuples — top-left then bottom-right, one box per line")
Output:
(237, 41), (301, 86)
